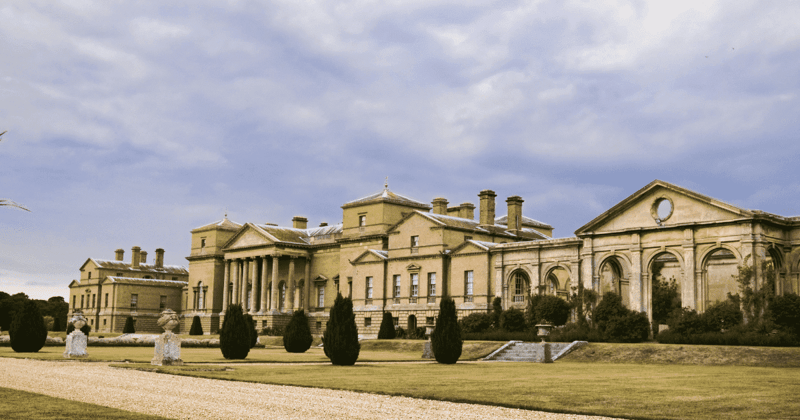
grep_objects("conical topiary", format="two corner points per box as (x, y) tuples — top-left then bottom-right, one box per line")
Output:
(220, 304), (250, 359)
(377, 311), (396, 339)
(244, 314), (258, 348)
(322, 293), (360, 365)
(122, 316), (136, 333)
(283, 309), (313, 353)
(431, 297), (462, 364)
(189, 315), (204, 335)
(9, 300), (48, 353)
(51, 316), (62, 332)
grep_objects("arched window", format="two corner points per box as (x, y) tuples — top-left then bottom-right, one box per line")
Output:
(511, 271), (528, 303)
(408, 315), (417, 330)
(548, 275), (558, 295)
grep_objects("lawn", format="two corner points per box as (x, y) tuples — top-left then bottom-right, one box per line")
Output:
(115, 361), (800, 420)
(0, 387), (167, 420)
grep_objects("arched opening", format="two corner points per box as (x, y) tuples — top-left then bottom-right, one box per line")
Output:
(545, 267), (570, 299)
(651, 252), (681, 325)
(407, 314), (417, 331)
(765, 247), (782, 295)
(510, 270), (529, 304)
(599, 257), (628, 307)
(703, 248), (737, 309)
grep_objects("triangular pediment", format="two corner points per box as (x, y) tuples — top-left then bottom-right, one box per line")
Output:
(351, 249), (388, 264)
(406, 263), (422, 271)
(223, 223), (276, 250)
(451, 240), (494, 255)
(576, 180), (753, 235)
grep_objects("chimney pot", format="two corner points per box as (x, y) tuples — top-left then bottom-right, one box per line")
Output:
(432, 197), (448, 215)
(139, 250), (148, 265)
(155, 248), (165, 268)
(506, 195), (524, 232)
(292, 216), (308, 229)
(478, 190), (497, 226)
(131, 246), (141, 268)
(459, 202), (475, 220)
(115, 249), (125, 261)
(319, 222), (328, 227)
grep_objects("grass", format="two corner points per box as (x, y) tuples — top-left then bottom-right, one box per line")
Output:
(0, 339), (502, 363)
(113, 361), (800, 420)
(0, 387), (167, 420)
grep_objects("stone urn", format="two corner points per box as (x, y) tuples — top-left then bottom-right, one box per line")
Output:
(152, 309), (183, 366)
(64, 311), (89, 358)
(535, 323), (554, 337)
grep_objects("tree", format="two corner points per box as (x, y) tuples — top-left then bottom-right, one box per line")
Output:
(189, 315), (204, 335)
(377, 311), (396, 339)
(220, 304), (251, 359)
(283, 309), (313, 353)
(491, 297), (503, 329)
(122, 316), (136, 333)
(244, 314), (258, 348)
(593, 292), (628, 331)
(322, 293), (360, 365)
(527, 294), (571, 326)
(51, 316), (62, 332)
(651, 262), (681, 325)
(431, 297), (462, 364)
(500, 308), (526, 332)
(9, 300), (47, 353)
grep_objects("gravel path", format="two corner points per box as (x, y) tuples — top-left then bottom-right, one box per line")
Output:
(0, 358), (617, 420)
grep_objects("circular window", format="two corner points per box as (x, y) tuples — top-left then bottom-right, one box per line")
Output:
(651, 197), (673, 224)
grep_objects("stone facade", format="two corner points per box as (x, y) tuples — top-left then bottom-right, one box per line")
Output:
(67, 180), (800, 336)
(67, 248), (189, 333)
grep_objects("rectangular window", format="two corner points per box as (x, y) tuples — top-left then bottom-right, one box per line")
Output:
(117, 273), (123, 277)
(80, 295), (84, 308)
(72, 295), (76, 309)
(426, 316), (435, 325)
(358, 215), (366, 226)
(366, 276), (373, 299)
(160, 295), (167, 310)
(410, 273), (419, 303)
(348, 277), (353, 299)
(465, 271), (474, 302)
(87, 272), (92, 279)
(318, 285), (325, 308)
(411, 235), (419, 247)
(200, 238), (206, 248)
(365, 317), (372, 327)
(104, 293), (108, 307)
(130, 294), (138, 309)
(103, 319), (107, 326)
(92, 294), (96, 308)
(393, 275), (401, 301)
(427, 273), (436, 303)
(393, 317), (399, 327)
(316, 321), (322, 330)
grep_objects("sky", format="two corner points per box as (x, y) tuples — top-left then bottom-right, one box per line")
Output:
(1, 1), (799, 300)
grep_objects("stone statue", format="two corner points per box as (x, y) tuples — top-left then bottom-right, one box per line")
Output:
(151, 309), (183, 366)
(63, 311), (88, 358)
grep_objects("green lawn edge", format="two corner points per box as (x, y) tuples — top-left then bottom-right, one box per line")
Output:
(0, 387), (168, 420)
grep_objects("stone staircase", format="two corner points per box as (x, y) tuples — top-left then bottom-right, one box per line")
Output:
(483, 340), (586, 363)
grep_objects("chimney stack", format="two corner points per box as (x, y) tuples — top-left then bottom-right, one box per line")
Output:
(139, 250), (148, 265)
(131, 246), (141, 268)
(506, 196), (524, 232)
(478, 190), (497, 226)
(432, 197), (448, 215)
(292, 216), (308, 229)
(319, 222), (328, 227)
(155, 248), (165, 268)
(458, 202), (475, 220)
(115, 249), (124, 261)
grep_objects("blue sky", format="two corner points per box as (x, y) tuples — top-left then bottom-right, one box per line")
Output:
(2, 1), (799, 300)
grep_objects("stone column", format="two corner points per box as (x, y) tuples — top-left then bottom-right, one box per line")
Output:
(271, 255), (280, 312)
(231, 259), (240, 305)
(682, 228), (696, 310)
(287, 257), (296, 312)
(250, 258), (258, 314)
(222, 260), (230, 313)
(630, 233), (643, 313)
(581, 238), (595, 291)
(240, 259), (249, 310)
(304, 257), (311, 310)
(260, 256), (269, 313)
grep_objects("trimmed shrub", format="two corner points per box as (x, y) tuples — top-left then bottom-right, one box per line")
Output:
(244, 314), (258, 348)
(770, 293), (800, 336)
(322, 293), (360, 365)
(283, 309), (313, 353)
(66, 322), (91, 336)
(701, 300), (743, 332)
(51, 316), (62, 332)
(261, 326), (284, 336)
(431, 297), (462, 364)
(377, 312), (396, 339)
(9, 300), (47, 353)
(220, 304), (251, 359)
(500, 308), (526, 332)
(528, 295), (571, 326)
(491, 297), (502, 329)
(667, 308), (705, 336)
(459, 312), (493, 333)
(395, 326), (406, 339)
(593, 292), (628, 330)
(122, 316), (136, 333)
(604, 311), (650, 343)
(189, 315), (204, 335)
